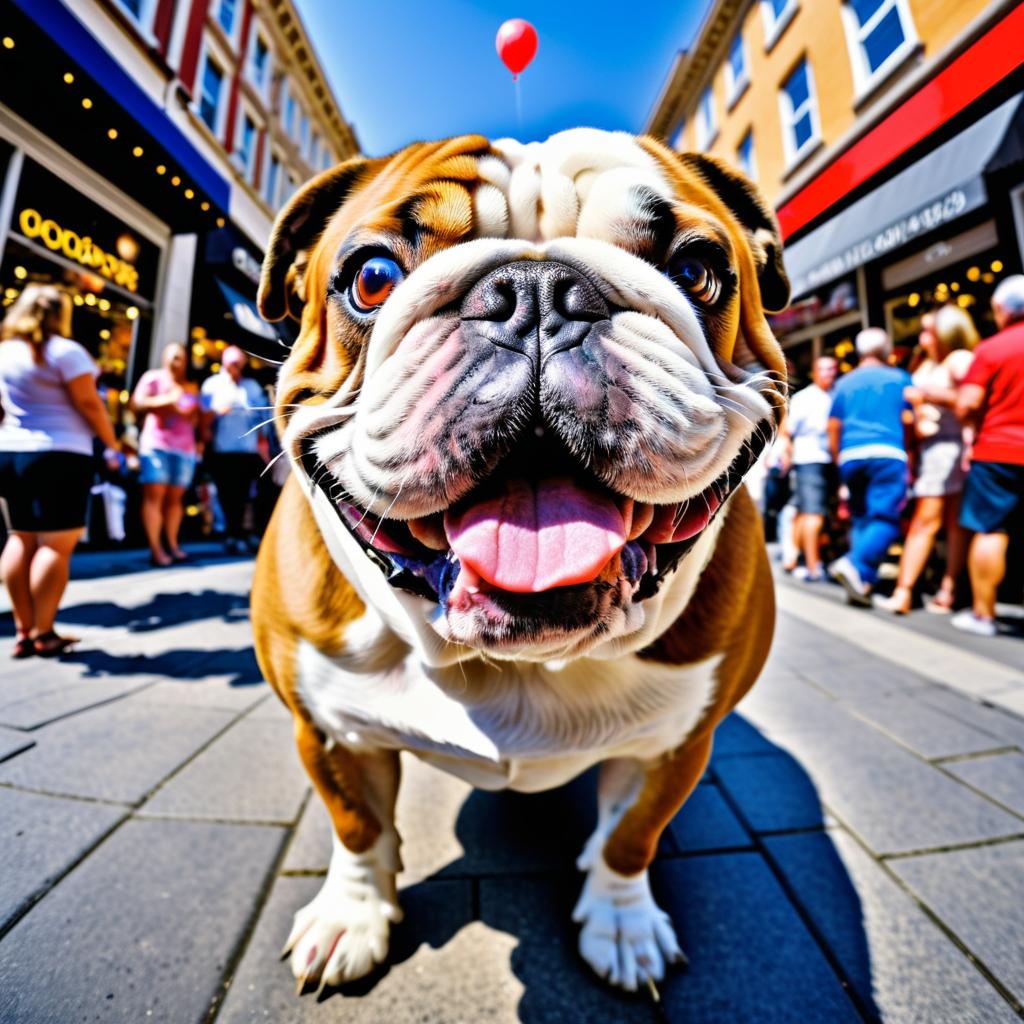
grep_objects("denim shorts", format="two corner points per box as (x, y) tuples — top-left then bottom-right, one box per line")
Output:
(139, 449), (196, 489)
(960, 460), (1024, 534)
(793, 462), (836, 516)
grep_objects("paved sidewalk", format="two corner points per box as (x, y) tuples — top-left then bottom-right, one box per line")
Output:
(1, 548), (1023, 1023)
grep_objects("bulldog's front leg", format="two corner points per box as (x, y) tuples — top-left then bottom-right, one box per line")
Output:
(284, 718), (402, 993)
(574, 734), (712, 991)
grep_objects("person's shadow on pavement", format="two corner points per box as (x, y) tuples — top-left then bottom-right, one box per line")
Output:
(312, 715), (879, 1023)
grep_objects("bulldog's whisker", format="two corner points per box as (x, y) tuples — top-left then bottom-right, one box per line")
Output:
(260, 449), (289, 479)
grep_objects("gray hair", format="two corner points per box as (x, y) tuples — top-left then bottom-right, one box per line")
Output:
(992, 275), (1024, 324)
(855, 327), (892, 359)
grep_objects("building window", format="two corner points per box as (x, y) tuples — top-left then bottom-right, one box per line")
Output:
(113, 0), (156, 35)
(842, 0), (917, 97)
(760, 0), (798, 51)
(265, 150), (281, 207)
(249, 32), (270, 93)
(737, 131), (756, 180)
(725, 33), (749, 108)
(321, 147), (334, 172)
(199, 54), (224, 133)
(215, 0), (236, 38)
(779, 58), (820, 167)
(282, 84), (296, 136)
(696, 87), (716, 150)
(310, 132), (320, 169)
(236, 112), (257, 181)
(298, 112), (310, 156)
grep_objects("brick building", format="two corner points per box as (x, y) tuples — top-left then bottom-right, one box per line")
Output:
(647, 0), (1023, 383)
(0, 0), (358, 415)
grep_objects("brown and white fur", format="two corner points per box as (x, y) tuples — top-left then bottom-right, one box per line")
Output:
(251, 129), (788, 994)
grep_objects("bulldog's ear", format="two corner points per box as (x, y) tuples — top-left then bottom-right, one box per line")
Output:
(258, 156), (380, 322)
(678, 153), (790, 313)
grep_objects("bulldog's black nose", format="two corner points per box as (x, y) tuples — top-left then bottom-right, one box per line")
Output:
(460, 260), (609, 364)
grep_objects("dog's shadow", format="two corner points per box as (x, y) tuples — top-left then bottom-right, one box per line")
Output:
(313, 716), (879, 1022)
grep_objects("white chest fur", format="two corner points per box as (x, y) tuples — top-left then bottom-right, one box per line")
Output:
(295, 626), (721, 793)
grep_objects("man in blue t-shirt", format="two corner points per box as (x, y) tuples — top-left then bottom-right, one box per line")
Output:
(826, 328), (912, 605)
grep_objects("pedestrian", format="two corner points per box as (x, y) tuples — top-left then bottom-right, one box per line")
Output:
(201, 346), (269, 554)
(952, 275), (1024, 637)
(780, 355), (839, 581)
(131, 342), (199, 567)
(874, 305), (977, 614)
(0, 285), (120, 657)
(826, 328), (913, 605)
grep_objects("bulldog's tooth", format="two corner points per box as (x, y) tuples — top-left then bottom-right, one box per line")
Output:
(408, 514), (448, 550)
(628, 502), (654, 540)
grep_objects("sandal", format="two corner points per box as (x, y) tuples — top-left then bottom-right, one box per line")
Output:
(11, 633), (35, 659)
(925, 590), (955, 614)
(32, 631), (79, 658)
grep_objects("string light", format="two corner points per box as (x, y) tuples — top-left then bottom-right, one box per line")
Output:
(170, 175), (181, 186)
(98, 298), (111, 311)
(132, 146), (143, 157)
(99, 328), (111, 339)
(184, 188), (194, 199)
(156, 164), (167, 175)
(991, 259), (1004, 273)
(82, 97), (93, 109)
(2, 37), (15, 50)
(73, 294), (84, 306)
(126, 306), (139, 320)
(63, 72), (75, 84)
(13, 266), (27, 280)
(200, 201), (210, 211)
(107, 128), (118, 140)
(216, 217), (225, 227)
(84, 293), (97, 306)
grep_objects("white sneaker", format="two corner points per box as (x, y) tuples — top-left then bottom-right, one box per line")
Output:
(792, 566), (824, 583)
(951, 611), (997, 637)
(828, 556), (871, 607)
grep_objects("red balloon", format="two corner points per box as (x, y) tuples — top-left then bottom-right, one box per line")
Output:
(496, 18), (538, 77)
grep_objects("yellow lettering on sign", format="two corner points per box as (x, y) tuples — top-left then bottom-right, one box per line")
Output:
(18, 207), (140, 293)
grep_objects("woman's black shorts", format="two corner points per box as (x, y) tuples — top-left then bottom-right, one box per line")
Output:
(0, 450), (95, 531)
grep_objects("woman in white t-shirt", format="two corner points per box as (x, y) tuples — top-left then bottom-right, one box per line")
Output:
(0, 285), (120, 657)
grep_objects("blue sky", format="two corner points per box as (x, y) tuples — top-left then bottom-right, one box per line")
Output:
(296, 0), (710, 155)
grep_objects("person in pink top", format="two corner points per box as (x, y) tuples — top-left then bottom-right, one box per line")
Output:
(130, 343), (199, 566)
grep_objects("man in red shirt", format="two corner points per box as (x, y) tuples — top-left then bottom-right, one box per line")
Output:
(954, 276), (1024, 636)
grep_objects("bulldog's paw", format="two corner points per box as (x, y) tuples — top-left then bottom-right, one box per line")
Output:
(572, 856), (687, 991)
(283, 835), (402, 993)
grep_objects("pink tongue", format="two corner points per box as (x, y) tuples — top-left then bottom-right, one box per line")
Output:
(444, 478), (627, 593)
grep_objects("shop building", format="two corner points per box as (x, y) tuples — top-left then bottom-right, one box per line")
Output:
(645, 0), (1023, 385)
(0, 0), (358, 427)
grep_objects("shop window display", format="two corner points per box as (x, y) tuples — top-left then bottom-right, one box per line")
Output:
(885, 251), (1006, 354)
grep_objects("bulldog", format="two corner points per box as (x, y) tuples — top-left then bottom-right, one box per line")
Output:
(251, 128), (788, 995)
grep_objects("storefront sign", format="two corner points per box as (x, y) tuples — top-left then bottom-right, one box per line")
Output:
(232, 246), (262, 285)
(802, 187), (972, 293)
(17, 207), (140, 292)
(882, 220), (999, 292)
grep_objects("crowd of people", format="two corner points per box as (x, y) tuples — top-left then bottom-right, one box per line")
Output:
(772, 275), (1024, 639)
(0, 284), (281, 657)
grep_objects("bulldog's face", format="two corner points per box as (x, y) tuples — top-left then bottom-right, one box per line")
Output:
(261, 129), (788, 661)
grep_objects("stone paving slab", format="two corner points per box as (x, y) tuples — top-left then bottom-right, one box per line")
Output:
(651, 853), (861, 1023)
(666, 783), (752, 853)
(141, 715), (309, 824)
(891, 840), (1024, 1006)
(217, 875), (498, 1024)
(918, 688), (1024, 750)
(0, 818), (285, 1024)
(129, 678), (271, 714)
(742, 684), (1024, 856)
(715, 752), (828, 834)
(0, 678), (155, 730)
(764, 828), (1020, 1023)
(0, 700), (237, 804)
(0, 787), (126, 932)
(946, 752), (1024, 817)
(844, 692), (1010, 760)
(0, 725), (34, 763)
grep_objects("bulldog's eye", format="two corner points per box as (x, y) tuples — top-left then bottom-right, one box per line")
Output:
(350, 256), (404, 313)
(669, 254), (722, 305)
